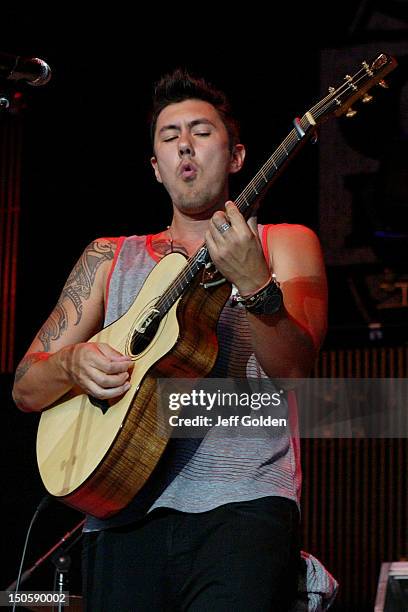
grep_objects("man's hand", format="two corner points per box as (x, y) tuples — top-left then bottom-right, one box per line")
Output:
(59, 342), (133, 400)
(205, 201), (270, 295)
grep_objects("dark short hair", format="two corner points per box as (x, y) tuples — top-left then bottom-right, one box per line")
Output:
(149, 68), (240, 151)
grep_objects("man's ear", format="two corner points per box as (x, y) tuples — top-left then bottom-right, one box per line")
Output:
(150, 156), (163, 183)
(229, 144), (246, 174)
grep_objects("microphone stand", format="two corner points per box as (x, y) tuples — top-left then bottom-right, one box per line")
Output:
(6, 518), (85, 592)
(53, 550), (71, 612)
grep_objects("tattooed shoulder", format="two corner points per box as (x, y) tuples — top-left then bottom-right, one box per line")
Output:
(64, 238), (117, 317)
(37, 238), (118, 352)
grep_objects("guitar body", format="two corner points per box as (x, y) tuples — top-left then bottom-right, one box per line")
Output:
(37, 253), (231, 518)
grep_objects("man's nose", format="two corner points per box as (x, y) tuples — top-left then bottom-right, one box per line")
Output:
(178, 132), (194, 157)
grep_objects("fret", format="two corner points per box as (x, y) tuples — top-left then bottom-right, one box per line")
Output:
(250, 181), (259, 196)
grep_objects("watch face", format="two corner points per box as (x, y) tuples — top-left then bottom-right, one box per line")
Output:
(248, 284), (283, 314)
(263, 290), (283, 314)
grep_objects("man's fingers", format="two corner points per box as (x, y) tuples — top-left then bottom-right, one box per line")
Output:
(225, 201), (249, 231)
(87, 378), (132, 400)
(89, 368), (131, 389)
(97, 342), (132, 361)
(88, 353), (132, 375)
(211, 202), (251, 237)
(205, 229), (218, 255)
(84, 343), (132, 374)
(247, 216), (259, 236)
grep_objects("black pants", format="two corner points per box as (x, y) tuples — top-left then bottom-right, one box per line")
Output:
(82, 496), (300, 612)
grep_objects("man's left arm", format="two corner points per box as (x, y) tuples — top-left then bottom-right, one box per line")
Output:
(246, 222), (327, 378)
(206, 202), (328, 379)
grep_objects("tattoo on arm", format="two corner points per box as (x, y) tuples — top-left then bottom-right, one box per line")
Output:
(38, 304), (68, 352)
(38, 239), (116, 351)
(15, 353), (49, 383)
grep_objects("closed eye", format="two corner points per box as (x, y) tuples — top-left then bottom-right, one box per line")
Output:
(162, 131), (211, 142)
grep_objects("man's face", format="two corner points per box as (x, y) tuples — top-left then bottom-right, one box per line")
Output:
(151, 99), (243, 217)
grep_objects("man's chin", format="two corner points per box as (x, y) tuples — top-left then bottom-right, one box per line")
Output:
(176, 199), (220, 219)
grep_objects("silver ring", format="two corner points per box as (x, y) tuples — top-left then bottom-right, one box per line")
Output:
(218, 222), (231, 234)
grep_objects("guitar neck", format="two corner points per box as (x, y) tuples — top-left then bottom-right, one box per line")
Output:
(235, 112), (318, 217)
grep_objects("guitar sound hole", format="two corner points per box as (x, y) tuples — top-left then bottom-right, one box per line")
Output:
(131, 315), (162, 356)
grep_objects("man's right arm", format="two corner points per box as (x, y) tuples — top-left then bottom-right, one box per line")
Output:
(12, 238), (133, 413)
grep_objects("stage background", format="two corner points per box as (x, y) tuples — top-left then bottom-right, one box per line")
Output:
(1, 4), (408, 610)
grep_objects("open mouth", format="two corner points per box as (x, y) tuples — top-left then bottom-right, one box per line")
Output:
(179, 161), (197, 180)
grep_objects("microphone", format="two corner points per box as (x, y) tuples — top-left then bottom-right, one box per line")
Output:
(0, 51), (51, 86)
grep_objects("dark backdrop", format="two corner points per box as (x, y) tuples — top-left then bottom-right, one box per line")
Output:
(1, 5), (406, 610)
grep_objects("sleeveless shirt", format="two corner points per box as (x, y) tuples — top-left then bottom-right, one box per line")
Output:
(85, 225), (301, 531)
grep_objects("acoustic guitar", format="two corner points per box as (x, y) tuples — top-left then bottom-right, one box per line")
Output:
(36, 53), (397, 518)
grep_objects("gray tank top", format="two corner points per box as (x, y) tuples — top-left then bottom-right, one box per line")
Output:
(85, 227), (301, 531)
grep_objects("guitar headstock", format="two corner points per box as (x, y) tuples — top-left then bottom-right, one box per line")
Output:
(314, 53), (398, 123)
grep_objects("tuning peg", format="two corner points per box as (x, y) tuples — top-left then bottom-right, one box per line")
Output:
(346, 107), (357, 118)
(378, 79), (389, 89)
(328, 85), (341, 106)
(362, 93), (373, 103)
(345, 74), (357, 91)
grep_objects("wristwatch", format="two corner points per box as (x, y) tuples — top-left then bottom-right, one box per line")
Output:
(233, 275), (283, 315)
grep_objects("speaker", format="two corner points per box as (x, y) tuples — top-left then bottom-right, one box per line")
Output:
(375, 562), (408, 611)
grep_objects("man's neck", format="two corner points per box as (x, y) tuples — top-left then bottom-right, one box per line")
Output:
(168, 218), (207, 253)
(166, 205), (224, 256)
(150, 216), (210, 260)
